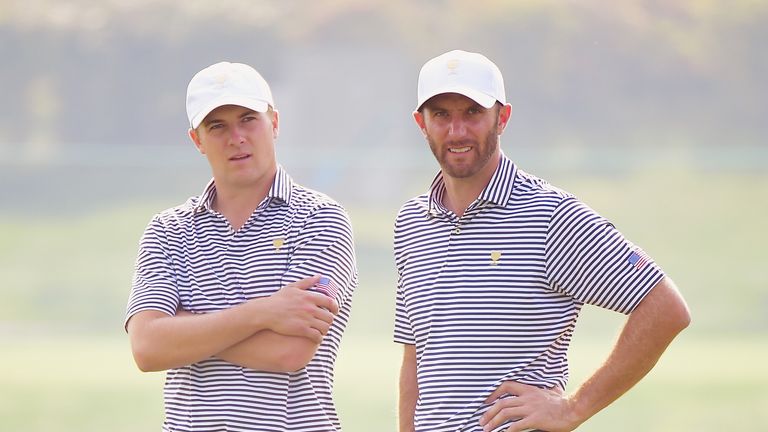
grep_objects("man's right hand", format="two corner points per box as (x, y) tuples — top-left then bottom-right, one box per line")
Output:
(264, 275), (340, 343)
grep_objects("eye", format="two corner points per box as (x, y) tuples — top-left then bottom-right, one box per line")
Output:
(468, 107), (482, 114)
(208, 123), (224, 131)
(242, 115), (258, 122)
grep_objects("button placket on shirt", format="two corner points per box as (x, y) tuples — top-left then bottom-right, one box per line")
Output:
(230, 197), (277, 301)
(437, 211), (461, 236)
(451, 203), (483, 236)
(204, 209), (246, 303)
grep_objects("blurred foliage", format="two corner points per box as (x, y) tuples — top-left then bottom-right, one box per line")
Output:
(0, 0), (766, 149)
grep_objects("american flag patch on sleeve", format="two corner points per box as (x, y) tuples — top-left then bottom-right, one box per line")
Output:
(627, 247), (651, 270)
(311, 276), (340, 300)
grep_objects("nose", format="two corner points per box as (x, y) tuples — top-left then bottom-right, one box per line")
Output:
(229, 126), (246, 144)
(447, 117), (466, 137)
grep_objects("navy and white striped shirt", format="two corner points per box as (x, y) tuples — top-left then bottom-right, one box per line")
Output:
(393, 153), (663, 432)
(127, 166), (357, 432)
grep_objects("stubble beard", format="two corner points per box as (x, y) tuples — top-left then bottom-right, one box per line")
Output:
(428, 128), (500, 179)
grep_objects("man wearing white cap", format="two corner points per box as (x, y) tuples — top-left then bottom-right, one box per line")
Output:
(126, 61), (357, 431)
(393, 50), (690, 432)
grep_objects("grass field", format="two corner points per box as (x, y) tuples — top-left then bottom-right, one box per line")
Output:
(0, 332), (766, 431)
(1, 166), (766, 430)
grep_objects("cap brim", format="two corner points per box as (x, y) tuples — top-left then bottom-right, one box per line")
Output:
(417, 86), (497, 111)
(190, 96), (270, 129)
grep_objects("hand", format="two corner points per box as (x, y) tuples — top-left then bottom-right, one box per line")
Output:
(480, 381), (580, 432)
(263, 275), (340, 343)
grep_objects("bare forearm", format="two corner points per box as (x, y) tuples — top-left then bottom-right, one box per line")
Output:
(128, 276), (337, 373)
(128, 300), (271, 372)
(479, 278), (690, 432)
(216, 330), (319, 372)
(399, 344), (418, 432)
(399, 385), (418, 432)
(570, 277), (690, 425)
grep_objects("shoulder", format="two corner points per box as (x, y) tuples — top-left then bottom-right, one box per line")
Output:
(505, 169), (611, 233)
(289, 184), (352, 226)
(501, 168), (578, 222)
(290, 184), (341, 208)
(395, 193), (430, 221)
(512, 169), (573, 203)
(393, 193), (431, 233)
(148, 196), (200, 228)
(136, 197), (199, 251)
(393, 193), (433, 249)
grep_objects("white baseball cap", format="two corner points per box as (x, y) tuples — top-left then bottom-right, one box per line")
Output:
(416, 50), (506, 110)
(186, 61), (274, 129)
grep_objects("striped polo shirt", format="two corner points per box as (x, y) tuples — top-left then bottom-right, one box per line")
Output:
(127, 166), (357, 432)
(393, 152), (664, 432)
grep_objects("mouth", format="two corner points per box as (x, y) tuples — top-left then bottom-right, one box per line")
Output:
(448, 146), (471, 153)
(229, 153), (251, 161)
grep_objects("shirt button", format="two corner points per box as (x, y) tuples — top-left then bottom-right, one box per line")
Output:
(454, 227), (461, 234)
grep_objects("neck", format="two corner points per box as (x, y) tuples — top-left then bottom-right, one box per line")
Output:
(213, 169), (276, 230)
(441, 153), (500, 218)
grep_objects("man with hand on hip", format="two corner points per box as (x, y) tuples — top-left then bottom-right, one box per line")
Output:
(393, 50), (690, 432)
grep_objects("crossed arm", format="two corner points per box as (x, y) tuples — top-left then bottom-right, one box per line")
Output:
(128, 203), (356, 374)
(398, 276), (691, 432)
(127, 275), (339, 373)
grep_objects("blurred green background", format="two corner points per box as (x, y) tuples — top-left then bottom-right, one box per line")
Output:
(1, 1), (766, 431)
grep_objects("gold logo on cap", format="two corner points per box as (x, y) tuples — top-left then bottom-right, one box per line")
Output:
(214, 73), (229, 84)
(446, 59), (460, 73)
(490, 251), (502, 265)
(273, 238), (284, 251)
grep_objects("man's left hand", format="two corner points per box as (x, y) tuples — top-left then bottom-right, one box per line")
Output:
(480, 381), (580, 432)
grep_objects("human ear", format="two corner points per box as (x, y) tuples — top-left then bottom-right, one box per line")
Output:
(189, 128), (205, 154)
(271, 110), (280, 139)
(497, 104), (512, 135)
(413, 111), (428, 137)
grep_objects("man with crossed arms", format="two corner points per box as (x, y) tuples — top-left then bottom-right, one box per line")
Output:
(127, 61), (357, 431)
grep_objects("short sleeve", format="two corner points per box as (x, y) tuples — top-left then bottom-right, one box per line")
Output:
(392, 208), (416, 345)
(282, 204), (358, 309)
(393, 273), (416, 345)
(545, 197), (664, 314)
(125, 216), (180, 329)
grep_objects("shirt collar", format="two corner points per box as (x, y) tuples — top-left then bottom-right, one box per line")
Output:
(427, 151), (517, 216)
(194, 165), (294, 214)
(477, 151), (517, 207)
